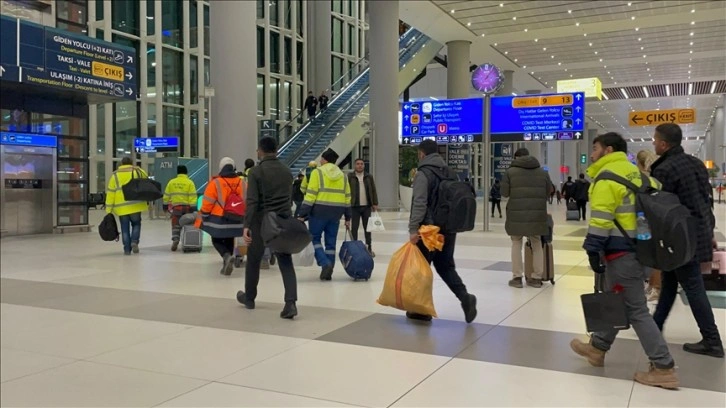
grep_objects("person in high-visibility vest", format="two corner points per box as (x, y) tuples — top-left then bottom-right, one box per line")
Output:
(105, 157), (149, 255)
(163, 165), (198, 251)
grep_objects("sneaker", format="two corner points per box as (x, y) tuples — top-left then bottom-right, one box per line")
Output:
(261, 259), (270, 270)
(683, 339), (725, 358)
(461, 294), (477, 324)
(131, 242), (139, 254)
(527, 278), (543, 288)
(235, 291), (255, 309)
(646, 288), (660, 303)
(320, 264), (333, 281)
(406, 312), (432, 322)
(570, 338), (606, 367)
(280, 302), (298, 319)
(221, 254), (234, 276)
(508, 277), (523, 288)
(367, 246), (375, 258)
(171, 241), (179, 252)
(634, 363), (679, 389)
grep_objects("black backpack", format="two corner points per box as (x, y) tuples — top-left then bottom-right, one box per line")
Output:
(595, 172), (697, 271)
(418, 165), (476, 233)
(99, 213), (120, 242)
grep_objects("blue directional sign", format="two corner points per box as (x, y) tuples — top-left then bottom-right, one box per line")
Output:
(489, 92), (586, 142)
(400, 98), (483, 145)
(134, 137), (180, 153)
(0, 15), (137, 100)
(0, 132), (57, 148)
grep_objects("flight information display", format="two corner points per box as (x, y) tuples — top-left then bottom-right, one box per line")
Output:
(400, 98), (483, 145)
(489, 92), (585, 142)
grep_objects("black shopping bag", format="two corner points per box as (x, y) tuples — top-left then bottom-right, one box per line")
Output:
(580, 274), (630, 333)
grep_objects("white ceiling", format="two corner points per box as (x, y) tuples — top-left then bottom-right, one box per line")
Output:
(399, 1), (726, 154)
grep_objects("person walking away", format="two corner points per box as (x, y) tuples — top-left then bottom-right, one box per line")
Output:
(105, 157), (149, 255)
(636, 149), (662, 302)
(318, 91), (329, 111)
(304, 91), (318, 120)
(163, 165), (198, 251)
(571, 131), (678, 389)
(562, 176), (576, 201)
(348, 158), (379, 257)
(490, 179), (502, 218)
(407, 140), (477, 323)
(650, 123), (724, 358)
(573, 173), (591, 221)
(297, 148), (351, 281)
(195, 157), (246, 276)
(300, 161), (318, 195)
(501, 148), (553, 288)
(242, 157), (274, 269)
(292, 173), (305, 218)
(236, 137), (298, 319)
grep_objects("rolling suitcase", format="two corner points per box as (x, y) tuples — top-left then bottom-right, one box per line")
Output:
(180, 225), (203, 253)
(525, 239), (556, 284)
(566, 199), (580, 221)
(338, 230), (374, 281)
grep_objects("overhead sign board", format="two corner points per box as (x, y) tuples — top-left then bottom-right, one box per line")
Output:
(134, 137), (180, 153)
(400, 98), (483, 145)
(628, 108), (696, 127)
(557, 77), (602, 100)
(0, 15), (137, 100)
(489, 92), (586, 142)
(0, 131), (57, 148)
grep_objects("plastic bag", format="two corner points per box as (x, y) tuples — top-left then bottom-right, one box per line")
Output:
(418, 225), (444, 251)
(376, 242), (437, 317)
(368, 212), (385, 232)
(292, 242), (315, 267)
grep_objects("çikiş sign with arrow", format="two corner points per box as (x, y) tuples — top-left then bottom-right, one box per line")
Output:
(628, 109), (696, 127)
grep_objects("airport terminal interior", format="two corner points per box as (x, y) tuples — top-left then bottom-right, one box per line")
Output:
(1, 0), (726, 407)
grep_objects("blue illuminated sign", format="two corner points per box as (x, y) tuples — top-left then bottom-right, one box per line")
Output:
(489, 92), (586, 142)
(0, 132), (57, 148)
(0, 15), (137, 100)
(400, 98), (483, 145)
(134, 137), (180, 153)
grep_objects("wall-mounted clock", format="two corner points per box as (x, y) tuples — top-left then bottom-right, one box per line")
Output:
(471, 63), (504, 94)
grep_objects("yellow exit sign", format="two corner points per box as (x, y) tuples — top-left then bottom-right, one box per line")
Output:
(628, 109), (696, 127)
(557, 77), (602, 100)
(92, 61), (125, 82)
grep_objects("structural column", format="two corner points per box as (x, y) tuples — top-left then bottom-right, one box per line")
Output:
(713, 106), (725, 171)
(369, 0), (399, 210)
(308, 0), (331, 95)
(446, 40), (471, 99)
(209, 1), (257, 169)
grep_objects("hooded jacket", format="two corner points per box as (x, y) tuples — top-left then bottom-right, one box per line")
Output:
(298, 162), (351, 220)
(408, 153), (456, 234)
(501, 156), (553, 237)
(194, 165), (245, 238)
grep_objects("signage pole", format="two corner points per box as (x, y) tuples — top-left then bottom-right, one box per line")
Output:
(483, 94), (491, 232)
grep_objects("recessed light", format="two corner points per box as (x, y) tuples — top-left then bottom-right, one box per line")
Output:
(534, 38), (538, 42)
(558, 62), (561, 65)
(688, 70), (691, 74)
(647, 68), (650, 71)
(641, 46), (644, 50)
(589, 42), (593, 46)
(575, 22), (580, 26)
(514, 59), (518, 62)
(568, 10), (572, 14)
(607, 71), (610, 74)
(689, 64), (692, 68)
(570, 74), (573, 77)
(627, 2), (632, 5)
(467, 22), (472, 26)
(635, 27), (639, 31)
(551, 55), (555, 58)
(690, 41), (694, 45)
(505, 51), (509, 54)
(690, 32), (694, 36)
(494, 43), (498, 46)
(450, 9), (455, 13)
(564, 68), (568, 71)
(530, 72), (534, 75)
(691, 9), (696, 13)
(500, 3), (504, 6)
(583, 33), (587, 36)
(690, 50), (693, 53)
(481, 33), (486, 37)
(643, 54), (647, 58)
(524, 28), (528, 32)
(523, 65), (526, 68)
(599, 58), (603, 62)
(631, 16), (636, 20)
(513, 16), (517, 20)
(638, 37), (642, 41)
(691, 21), (695, 25)
(543, 47), (547, 51)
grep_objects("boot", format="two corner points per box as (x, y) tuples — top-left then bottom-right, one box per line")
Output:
(320, 264), (333, 281)
(683, 339), (725, 358)
(570, 338), (606, 367)
(508, 277), (523, 288)
(236, 291), (255, 309)
(280, 302), (298, 319)
(634, 363), (679, 389)
(461, 294), (477, 324)
(171, 240), (179, 252)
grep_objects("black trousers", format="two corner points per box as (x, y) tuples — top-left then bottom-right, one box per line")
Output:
(576, 199), (588, 220)
(212, 237), (235, 258)
(490, 199), (501, 216)
(351, 205), (372, 247)
(245, 218), (298, 302)
(416, 233), (468, 303)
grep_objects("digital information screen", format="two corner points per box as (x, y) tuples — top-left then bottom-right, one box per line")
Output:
(489, 92), (585, 142)
(0, 131), (57, 148)
(400, 98), (483, 145)
(0, 15), (137, 100)
(134, 137), (180, 153)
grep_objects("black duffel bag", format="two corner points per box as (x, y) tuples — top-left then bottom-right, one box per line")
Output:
(261, 212), (311, 254)
(121, 169), (163, 202)
(99, 213), (119, 242)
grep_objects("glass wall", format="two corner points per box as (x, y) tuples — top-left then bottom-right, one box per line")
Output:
(331, 0), (367, 90)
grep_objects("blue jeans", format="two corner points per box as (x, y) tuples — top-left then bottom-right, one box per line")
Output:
(119, 212), (142, 253)
(654, 259), (723, 346)
(308, 216), (340, 268)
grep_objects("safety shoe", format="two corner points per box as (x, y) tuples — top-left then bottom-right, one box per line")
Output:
(236, 291), (255, 309)
(171, 241), (179, 252)
(280, 302), (298, 319)
(320, 264), (333, 281)
(683, 339), (725, 358)
(406, 312), (432, 322)
(221, 254), (234, 276)
(527, 278), (543, 288)
(462, 294), (477, 324)
(508, 277), (523, 288)
(261, 259), (270, 270)
(570, 338), (606, 367)
(634, 363), (679, 389)
(131, 242), (139, 254)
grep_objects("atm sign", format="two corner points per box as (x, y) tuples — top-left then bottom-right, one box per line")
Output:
(92, 61), (124, 81)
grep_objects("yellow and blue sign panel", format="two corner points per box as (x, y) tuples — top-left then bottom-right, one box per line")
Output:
(489, 92), (586, 142)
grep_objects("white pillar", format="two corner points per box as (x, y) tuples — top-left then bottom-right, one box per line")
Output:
(369, 0), (399, 210)
(712, 106), (725, 171)
(209, 1), (257, 169)
(308, 0), (331, 95)
(446, 40), (470, 99)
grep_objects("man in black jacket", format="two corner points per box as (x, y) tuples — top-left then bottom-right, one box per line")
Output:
(650, 123), (723, 358)
(573, 173), (591, 220)
(237, 137), (298, 319)
(347, 159), (379, 256)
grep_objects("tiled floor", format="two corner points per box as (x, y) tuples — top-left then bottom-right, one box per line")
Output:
(1, 202), (725, 407)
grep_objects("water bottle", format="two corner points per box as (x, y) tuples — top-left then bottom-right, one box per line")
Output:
(636, 211), (651, 240)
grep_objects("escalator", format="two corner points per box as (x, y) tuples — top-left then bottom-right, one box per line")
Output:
(278, 29), (443, 174)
